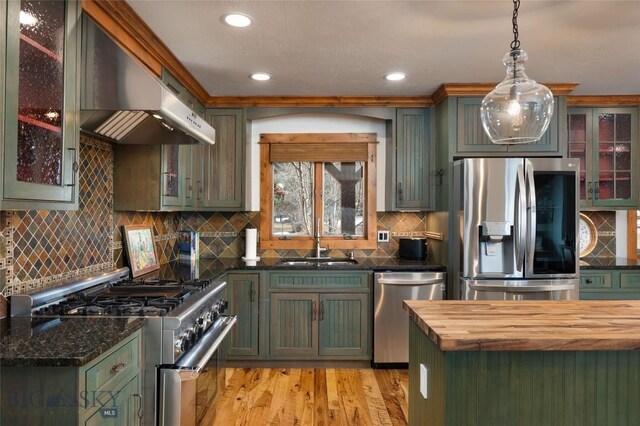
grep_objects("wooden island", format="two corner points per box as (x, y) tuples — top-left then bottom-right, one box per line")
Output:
(403, 300), (640, 426)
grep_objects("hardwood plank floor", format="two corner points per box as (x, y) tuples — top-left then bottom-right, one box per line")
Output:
(202, 368), (408, 426)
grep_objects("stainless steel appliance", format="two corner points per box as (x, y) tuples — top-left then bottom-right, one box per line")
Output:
(452, 157), (580, 300)
(80, 15), (216, 146)
(10, 267), (235, 425)
(373, 271), (445, 365)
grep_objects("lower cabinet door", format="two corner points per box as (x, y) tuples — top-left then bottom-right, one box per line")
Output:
(269, 293), (318, 358)
(85, 375), (139, 426)
(318, 293), (369, 358)
(228, 274), (259, 357)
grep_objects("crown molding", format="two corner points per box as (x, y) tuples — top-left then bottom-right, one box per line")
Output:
(431, 83), (580, 106)
(567, 95), (640, 106)
(206, 96), (433, 108)
(82, 0), (209, 104)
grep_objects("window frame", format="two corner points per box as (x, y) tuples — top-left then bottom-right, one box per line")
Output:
(259, 133), (378, 250)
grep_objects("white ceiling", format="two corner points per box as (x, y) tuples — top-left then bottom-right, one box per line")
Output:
(127, 0), (640, 97)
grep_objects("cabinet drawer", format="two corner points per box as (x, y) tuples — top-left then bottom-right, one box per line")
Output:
(580, 273), (612, 289)
(620, 272), (640, 289)
(269, 272), (370, 290)
(85, 334), (139, 393)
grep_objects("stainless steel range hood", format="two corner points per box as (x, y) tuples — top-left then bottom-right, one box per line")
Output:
(80, 15), (215, 145)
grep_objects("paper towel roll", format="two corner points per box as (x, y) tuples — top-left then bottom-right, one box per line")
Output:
(245, 228), (257, 259)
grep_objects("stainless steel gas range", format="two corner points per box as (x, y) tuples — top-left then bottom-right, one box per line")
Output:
(10, 267), (236, 425)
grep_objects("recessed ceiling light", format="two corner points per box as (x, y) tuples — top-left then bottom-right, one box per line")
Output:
(223, 13), (253, 28)
(385, 72), (407, 81)
(251, 73), (271, 81)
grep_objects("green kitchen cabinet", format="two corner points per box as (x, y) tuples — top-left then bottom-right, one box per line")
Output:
(318, 293), (369, 358)
(113, 144), (184, 210)
(456, 97), (563, 156)
(269, 292), (318, 357)
(202, 109), (245, 210)
(181, 144), (202, 209)
(389, 108), (434, 211)
(227, 273), (260, 358)
(2, 0), (81, 209)
(84, 375), (140, 426)
(567, 107), (638, 208)
(1, 330), (142, 425)
(161, 68), (205, 117)
(408, 320), (640, 426)
(268, 271), (371, 360)
(579, 269), (640, 299)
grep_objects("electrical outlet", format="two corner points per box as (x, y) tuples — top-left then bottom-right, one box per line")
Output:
(420, 363), (429, 399)
(377, 230), (389, 242)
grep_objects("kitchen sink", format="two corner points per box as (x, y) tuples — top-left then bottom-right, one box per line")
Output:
(278, 258), (358, 266)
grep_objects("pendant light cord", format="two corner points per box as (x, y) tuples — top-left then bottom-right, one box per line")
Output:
(510, 0), (521, 51)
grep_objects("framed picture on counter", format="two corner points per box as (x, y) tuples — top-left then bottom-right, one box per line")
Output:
(122, 224), (160, 278)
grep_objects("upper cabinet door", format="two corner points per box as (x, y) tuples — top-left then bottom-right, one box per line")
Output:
(202, 109), (245, 210)
(393, 108), (433, 210)
(592, 108), (638, 208)
(3, 0), (80, 209)
(456, 97), (562, 156)
(567, 107), (638, 209)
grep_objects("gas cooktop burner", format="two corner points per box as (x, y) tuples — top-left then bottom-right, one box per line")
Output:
(37, 293), (193, 317)
(114, 277), (211, 289)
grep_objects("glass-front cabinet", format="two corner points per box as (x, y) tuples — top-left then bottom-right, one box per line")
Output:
(2, 0), (80, 209)
(567, 107), (638, 208)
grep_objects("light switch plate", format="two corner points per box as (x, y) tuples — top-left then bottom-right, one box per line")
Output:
(420, 363), (429, 399)
(377, 230), (389, 242)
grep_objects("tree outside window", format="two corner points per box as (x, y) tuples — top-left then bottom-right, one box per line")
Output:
(259, 133), (377, 250)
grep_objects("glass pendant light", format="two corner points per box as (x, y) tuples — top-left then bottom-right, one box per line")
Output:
(481, 0), (554, 144)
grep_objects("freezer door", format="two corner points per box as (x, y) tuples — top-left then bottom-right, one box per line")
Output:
(460, 158), (523, 279)
(462, 279), (579, 300)
(525, 158), (579, 279)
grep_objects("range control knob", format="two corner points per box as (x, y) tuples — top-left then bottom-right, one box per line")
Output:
(176, 336), (189, 353)
(189, 327), (199, 344)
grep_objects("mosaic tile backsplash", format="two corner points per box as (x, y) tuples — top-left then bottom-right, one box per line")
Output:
(180, 210), (433, 259)
(2, 135), (114, 296)
(580, 211), (616, 259)
(0, 131), (626, 308)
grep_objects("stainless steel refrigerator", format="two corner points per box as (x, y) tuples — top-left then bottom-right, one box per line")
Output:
(452, 157), (580, 300)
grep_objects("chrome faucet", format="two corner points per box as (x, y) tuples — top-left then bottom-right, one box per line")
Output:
(314, 219), (327, 258)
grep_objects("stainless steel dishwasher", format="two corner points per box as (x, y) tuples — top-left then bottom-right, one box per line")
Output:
(373, 271), (445, 365)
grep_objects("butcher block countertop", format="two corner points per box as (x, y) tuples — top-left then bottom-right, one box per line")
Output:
(403, 300), (640, 352)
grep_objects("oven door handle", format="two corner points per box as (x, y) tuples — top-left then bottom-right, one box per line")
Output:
(174, 315), (237, 373)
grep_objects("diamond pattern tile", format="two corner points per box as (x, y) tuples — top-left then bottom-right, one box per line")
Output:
(181, 211), (434, 259)
(582, 211), (616, 260)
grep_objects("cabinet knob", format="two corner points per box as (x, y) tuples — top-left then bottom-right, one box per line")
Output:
(585, 279), (593, 284)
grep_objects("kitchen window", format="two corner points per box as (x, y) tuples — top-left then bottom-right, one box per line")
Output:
(259, 133), (378, 250)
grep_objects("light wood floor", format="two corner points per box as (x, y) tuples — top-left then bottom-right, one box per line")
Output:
(203, 368), (408, 426)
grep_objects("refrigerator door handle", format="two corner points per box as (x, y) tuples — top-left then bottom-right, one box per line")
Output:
(515, 164), (526, 272)
(525, 159), (537, 269)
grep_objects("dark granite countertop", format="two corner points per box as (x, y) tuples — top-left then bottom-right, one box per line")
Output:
(160, 257), (446, 281)
(0, 317), (146, 367)
(1, 257), (442, 367)
(580, 257), (640, 270)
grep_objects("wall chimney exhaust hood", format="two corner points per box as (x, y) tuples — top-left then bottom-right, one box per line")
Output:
(80, 15), (215, 145)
